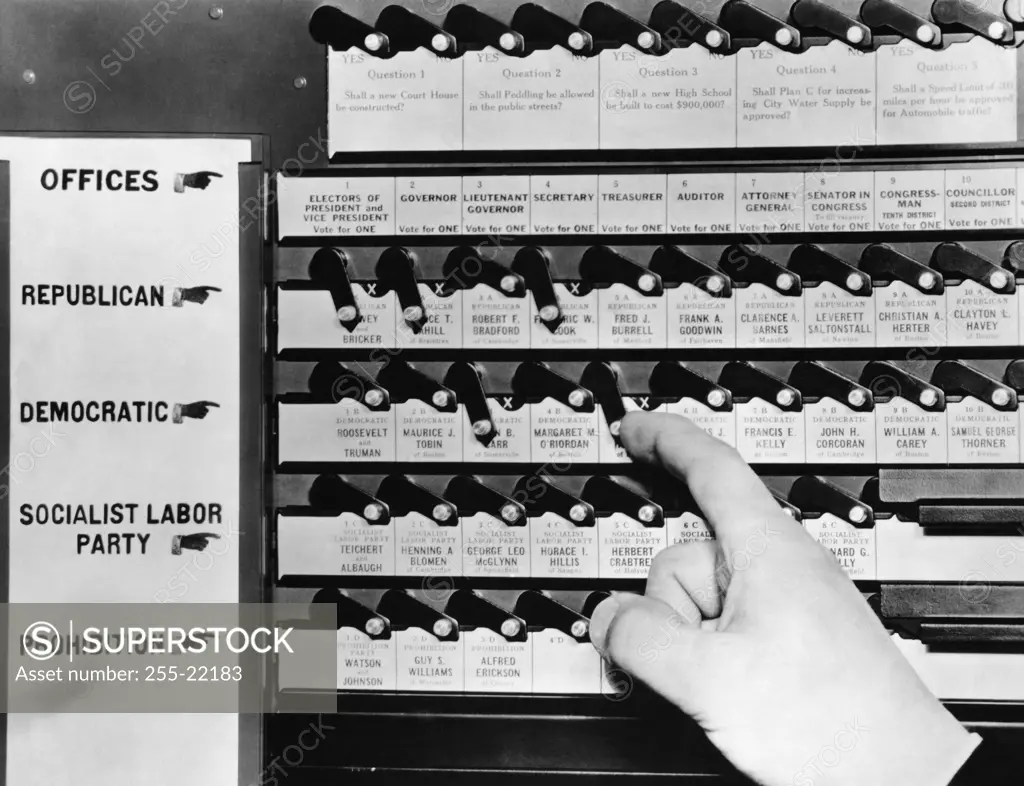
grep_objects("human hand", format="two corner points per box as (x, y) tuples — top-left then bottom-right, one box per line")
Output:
(589, 412), (979, 786)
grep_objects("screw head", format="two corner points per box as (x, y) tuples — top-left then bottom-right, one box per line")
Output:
(848, 505), (868, 524)
(776, 272), (795, 291)
(432, 503), (453, 522)
(989, 270), (1009, 290)
(500, 618), (521, 638)
(917, 271), (937, 290)
(919, 388), (939, 407)
(706, 275), (725, 294)
(364, 33), (384, 51)
(22, 70), (35, 85)
(472, 419), (493, 436)
(637, 31), (656, 49)
(774, 27), (794, 47)
(782, 507), (796, 518)
(500, 503), (521, 523)
(567, 31), (586, 50)
(431, 33), (451, 52)
(705, 29), (724, 48)
(992, 388), (1012, 407)
(916, 24), (935, 43)
(609, 420), (621, 437)
(570, 619), (589, 638)
(293, 76), (308, 90)
(500, 274), (519, 293)
(706, 388), (727, 408)
(845, 273), (865, 292)
(637, 273), (657, 293)
(846, 25), (865, 44)
(847, 388), (867, 407)
(539, 304), (560, 322)
(567, 389), (587, 409)
(988, 21), (1007, 39)
(776, 389), (795, 407)
(363, 389), (384, 407)
(403, 305), (424, 323)
(431, 390), (450, 408)
(569, 503), (589, 522)
(337, 305), (358, 323)
(209, 6), (224, 20)
(637, 504), (657, 523)
(363, 503), (383, 522)
(499, 32), (518, 51)
(432, 618), (453, 638)
(364, 617), (385, 636)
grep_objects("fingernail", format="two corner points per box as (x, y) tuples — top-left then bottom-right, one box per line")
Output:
(588, 595), (620, 652)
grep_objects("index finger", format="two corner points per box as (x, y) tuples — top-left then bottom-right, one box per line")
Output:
(202, 171), (223, 178)
(619, 411), (801, 551)
(197, 401), (221, 407)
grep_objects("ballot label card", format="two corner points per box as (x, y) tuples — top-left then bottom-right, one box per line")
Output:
(944, 281), (1019, 347)
(462, 398), (531, 463)
(276, 514), (395, 578)
(736, 172), (804, 233)
(462, 513), (531, 578)
(874, 169), (944, 231)
(598, 513), (667, 579)
(667, 283), (736, 349)
(462, 284), (529, 349)
(338, 628), (398, 691)
(804, 281), (875, 349)
(944, 168), (1018, 230)
(805, 513), (876, 580)
(599, 46), (737, 149)
(462, 175), (531, 234)
(396, 628), (464, 692)
(735, 283), (803, 349)
(530, 511), (600, 579)
(464, 47), (599, 150)
(531, 398), (599, 463)
(735, 399), (806, 463)
(873, 281), (947, 348)
(598, 284), (667, 349)
(395, 176), (464, 234)
(277, 287), (397, 350)
(530, 284), (600, 349)
(464, 629), (532, 693)
(667, 512), (713, 546)
(598, 174), (667, 233)
(277, 401), (396, 464)
(667, 172), (737, 233)
(532, 630), (600, 694)
(805, 399), (876, 464)
(276, 176), (394, 238)
(947, 399), (1020, 463)
(875, 399), (948, 464)
(803, 170), (874, 232)
(329, 49), (464, 153)
(736, 42), (875, 148)
(395, 402), (463, 462)
(665, 399), (737, 448)
(530, 174), (599, 233)
(399, 285), (462, 348)
(394, 512), (463, 577)
(597, 397), (648, 463)
(875, 38), (1016, 146)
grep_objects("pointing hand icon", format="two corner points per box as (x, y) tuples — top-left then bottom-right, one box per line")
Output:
(173, 401), (220, 423)
(172, 532), (221, 555)
(174, 286), (222, 306)
(175, 171), (223, 192)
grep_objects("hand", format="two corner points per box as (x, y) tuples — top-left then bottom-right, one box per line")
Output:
(175, 401), (220, 422)
(172, 532), (221, 555)
(176, 285), (222, 306)
(589, 412), (979, 786)
(179, 171), (222, 190)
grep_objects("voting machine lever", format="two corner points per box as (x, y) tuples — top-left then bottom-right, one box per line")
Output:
(309, 5), (392, 55)
(514, 475), (596, 527)
(579, 1), (662, 52)
(648, 1), (731, 51)
(511, 3), (594, 54)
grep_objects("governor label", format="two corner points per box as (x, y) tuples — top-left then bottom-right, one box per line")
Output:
(945, 281), (1018, 347)
(805, 399), (876, 464)
(735, 283), (803, 349)
(394, 512), (463, 577)
(462, 513), (530, 578)
(598, 174), (667, 233)
(876, 399), (947, 464)
(531, 398), (599, 463)
(667, 172), (736, 233)
(805, 513), (876, 580)
(947, 400), (1020, 464)
(667, 512), (713, 546)
(530, 512), (599, 579)
(277, 401), (395, 464)
(394, 402), (463, 462)
(667, 283), (736, 349)
(665, 399), (737, 448)
(530, 174), (598, 233)
(338, 629), (397, 691)
(463, 284), (529, 349)
(462, 175), (530, 234)
(276, 514), (395, 577)
(598, 283), (667, 349)
(276, 287), (397, 350)
(396, 629), (464, 692)
(462, 399), (531, 463)
(395, 176), (463, 234)
(532, 630), (600, 693)
(329, 49), (463, 153)
(875, 169), (944, 231)
(530, 284), (599, 350)
(873, 281), (947, 348)
(464, 630), (531, 693)
(399, 285), (461, 348)
(804, 281), (875, 349)
(598, 512), (667, 578)
(735, 399), (806, 463)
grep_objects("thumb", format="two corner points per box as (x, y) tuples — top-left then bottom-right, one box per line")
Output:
(590, 593), (713, 711)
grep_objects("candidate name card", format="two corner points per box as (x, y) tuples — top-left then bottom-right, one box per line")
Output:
(462, 284), (530, 349)
(667, 282), (736, 349)
(737, 42), (875, 148)
(667, 511), (713, 546)
(277, 400), (396, 463)
(329, 49), (464, 153)
(804, 171), (874, 232)
(947, 398), (1020, 463)
(464, 48), (598, 150)
(462, 399), (531, 463)
(395, 511), (463, 577)
(462, 512), (531, 578)
(531, 398), (599, 463)
(804, 282), (875, 348)
(276, 286), (397, 350)
(736, 283), (804, 349)
(400, 284), (462, 348)
(875, 398), (947, 464)
(664, 398), (738, 448)
(530, 511), (600, 579)
(805, 398), (876, 464)
(395, 176), (463, 234)
(338, 627), (398, 691)
(276, 513), (396, 577)
(874, 281), (947, 347)
(396, 627), (464, 692)
(804, 512), (876, 579)
(945, 279), (1019, 347)
(875, 38), (1016, 147)
(945, 168), (1018, 230)
(875, 169), (944, 231)
(464, 629), (532, 693)
(598, 512), (667, 579)
(735, 397), (806, 463)
(530, 174), (599, 233)
(532, 629), (601, 693)
(598, 284), (667, 349)
(530, 284), (599, 349)
(395, 401), (463, 462)
(462, 175), (530, 234)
